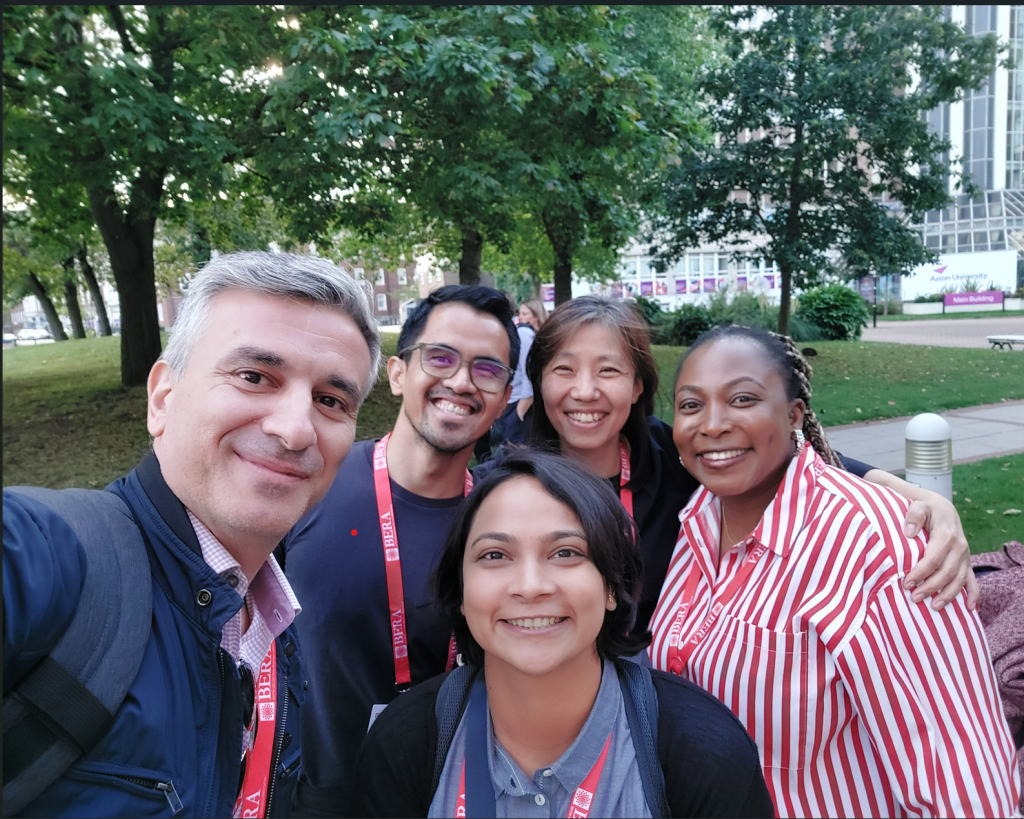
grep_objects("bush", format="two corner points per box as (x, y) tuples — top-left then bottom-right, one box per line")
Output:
(797, 285), (870, 340)
(667, 303), (711, 346)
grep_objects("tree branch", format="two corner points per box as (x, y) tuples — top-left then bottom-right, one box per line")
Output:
(105, 6), (138, 55)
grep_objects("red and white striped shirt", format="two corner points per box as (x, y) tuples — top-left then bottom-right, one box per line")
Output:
(649, 445), (1019, 817)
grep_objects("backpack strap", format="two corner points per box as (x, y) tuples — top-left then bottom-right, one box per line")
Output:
(3, 488), (153, 816)
(616, 660), (669, 819)
(431, 664), (477, 796)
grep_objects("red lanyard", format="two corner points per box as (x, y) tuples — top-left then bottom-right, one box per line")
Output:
(373, 434), (472, 687)
(667, 535), (769, 675)
(455, 731), (612, 818)
(618, 441), (633, 519)
(233, 642), (277, 818)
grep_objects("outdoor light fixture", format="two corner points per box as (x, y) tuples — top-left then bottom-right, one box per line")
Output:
(904, 413), (953, 501)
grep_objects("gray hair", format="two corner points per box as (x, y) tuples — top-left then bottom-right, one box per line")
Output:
(162, 251), (382, 399)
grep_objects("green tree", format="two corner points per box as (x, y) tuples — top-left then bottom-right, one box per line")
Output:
(3, 212), (70, 340)
(648, 5), (1001, 334)
(3, 5), (290, 384)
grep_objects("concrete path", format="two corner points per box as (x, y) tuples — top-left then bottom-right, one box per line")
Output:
(824, 399), (1024, 473)
(861, 316), (1024, 349)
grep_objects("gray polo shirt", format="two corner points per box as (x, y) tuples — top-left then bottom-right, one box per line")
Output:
(428, 659), (652, 818)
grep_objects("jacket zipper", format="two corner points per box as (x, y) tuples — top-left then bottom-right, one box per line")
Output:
(114, 775), (183, 814)
(210, 648), (227, 818)
(264, 653), (290, 816)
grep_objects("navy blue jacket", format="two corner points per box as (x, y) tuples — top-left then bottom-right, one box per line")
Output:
(2, 455), (303, 817)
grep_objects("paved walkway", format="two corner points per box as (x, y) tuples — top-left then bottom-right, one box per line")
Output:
(824, 399), (1024, 473)
(861, 316), (1024, 349)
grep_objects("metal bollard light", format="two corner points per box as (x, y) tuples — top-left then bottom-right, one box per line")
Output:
(904, 413), (953, 501)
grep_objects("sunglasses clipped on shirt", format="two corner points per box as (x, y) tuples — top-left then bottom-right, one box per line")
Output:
(399, 343), (512, 394)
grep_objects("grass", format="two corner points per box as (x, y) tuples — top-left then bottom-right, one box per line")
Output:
(650, 341), (1022, 427)
(3, 335), (1022, 488)
(876, 309), (1024, 322)
(952, 453), (1024, 552)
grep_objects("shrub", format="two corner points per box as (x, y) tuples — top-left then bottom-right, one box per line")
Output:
(667, 303), (711, 346)
(797, 284), (870, 340)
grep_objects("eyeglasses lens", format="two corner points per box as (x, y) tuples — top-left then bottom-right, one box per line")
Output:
(420, 345), (507, 393)
(240, 663), (256, 730)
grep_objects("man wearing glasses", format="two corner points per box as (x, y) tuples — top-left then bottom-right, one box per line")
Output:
(284, 286), (519, 818)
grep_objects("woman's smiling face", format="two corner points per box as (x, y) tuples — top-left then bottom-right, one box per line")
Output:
(673, 337), (805, 504)
(461, 476), (615, 680)
(539, 322), (643, 467)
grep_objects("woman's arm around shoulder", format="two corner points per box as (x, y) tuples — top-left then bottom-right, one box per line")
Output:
(650, 670), (774, 818)
(349, 674), (445, 818)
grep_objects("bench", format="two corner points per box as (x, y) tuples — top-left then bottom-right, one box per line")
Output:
(987, 335), (1024, 350)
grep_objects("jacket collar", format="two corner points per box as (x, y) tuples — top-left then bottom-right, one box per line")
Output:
(135, 452), (202, 557)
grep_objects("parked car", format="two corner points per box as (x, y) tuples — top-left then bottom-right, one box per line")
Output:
(3, 333), (17, 347)
(17, 328), (52, 341)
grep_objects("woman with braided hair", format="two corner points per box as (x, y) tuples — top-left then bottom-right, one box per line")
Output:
(649, 325), (1019, 816)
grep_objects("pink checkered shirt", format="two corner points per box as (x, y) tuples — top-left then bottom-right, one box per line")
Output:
(187, 511), (301, 672)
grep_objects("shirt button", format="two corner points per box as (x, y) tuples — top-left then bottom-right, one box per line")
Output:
(226, 574), (239, 588)
(542, 769), (553, 777)
(534, 794), (546, 806)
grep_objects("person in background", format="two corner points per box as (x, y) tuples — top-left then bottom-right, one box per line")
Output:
(352, 450), (774, 818)
(488, 296), (978, 636)
(3, 252), (380, 817)
(649, 325), (1019, 816)
(284, 286), (519, 817)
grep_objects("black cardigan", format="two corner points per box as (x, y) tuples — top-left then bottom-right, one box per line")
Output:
(350, 668), (774, 818)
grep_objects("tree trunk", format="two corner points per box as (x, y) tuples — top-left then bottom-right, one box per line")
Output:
(88, 186), (163, 386)
(458, 225), (482, 285)
(26, 272), (69, 341)
(552, 249), (573, 306)
(62, 259), (87, 339)
(777, 265), (793, 336)
(78, 245), (112, 336)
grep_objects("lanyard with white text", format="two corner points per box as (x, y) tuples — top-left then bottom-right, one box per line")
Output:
(618, 440), (633, 519)
(667, 538), (769, 674)
(233, 642), (277, 819)
(373, 434), (472, 687)
(455, 677), (613, 819)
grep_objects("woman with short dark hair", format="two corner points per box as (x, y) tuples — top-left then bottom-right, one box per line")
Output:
(351, 450), (773, 818)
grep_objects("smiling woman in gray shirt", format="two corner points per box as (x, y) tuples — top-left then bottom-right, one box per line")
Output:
(350, 450), (773, 818)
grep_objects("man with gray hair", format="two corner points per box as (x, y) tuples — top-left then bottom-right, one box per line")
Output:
(3, 251), (379, 817)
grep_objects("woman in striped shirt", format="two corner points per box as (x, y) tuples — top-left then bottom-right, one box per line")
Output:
(649, 325), (1019, 817)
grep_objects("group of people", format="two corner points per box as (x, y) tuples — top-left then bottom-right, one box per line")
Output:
(3, 251), (1019, 818)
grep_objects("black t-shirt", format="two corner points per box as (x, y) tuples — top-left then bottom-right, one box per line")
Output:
(284, 439), (463, 815)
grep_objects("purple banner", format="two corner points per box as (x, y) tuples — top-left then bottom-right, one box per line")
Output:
(689, 280), (700, 294)
(737, 276), (747, 291)
(675, 279), (688, 295)
(943, 291), (1003, 306)
(640, 281), (654, 296)
(703, 278), (716, 293)
(542, 284), (555, 303)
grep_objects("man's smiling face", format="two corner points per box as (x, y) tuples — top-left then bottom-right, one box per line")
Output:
(387, 302), (511, 455)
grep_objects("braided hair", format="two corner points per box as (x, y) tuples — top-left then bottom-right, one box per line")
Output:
(678, 325), (844, 469)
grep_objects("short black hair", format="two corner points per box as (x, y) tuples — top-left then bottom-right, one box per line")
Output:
(433, 447), (650, 668)
(397, 285), (520, 372)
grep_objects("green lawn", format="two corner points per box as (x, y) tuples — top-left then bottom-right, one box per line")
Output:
(3, 335), (1022, 489)
(876, 309), (1024, 321)
(650, 341), (1022, 426)
(952, 453), (1024, 552)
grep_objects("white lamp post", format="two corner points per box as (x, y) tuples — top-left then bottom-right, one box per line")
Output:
(904, 413), (953, 501)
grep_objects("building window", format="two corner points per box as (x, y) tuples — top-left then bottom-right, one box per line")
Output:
(354, 267), (364, 279)
(376, 293), (388, 312)
(375, 269), (385, 286)
(398, 268), (407, 285)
